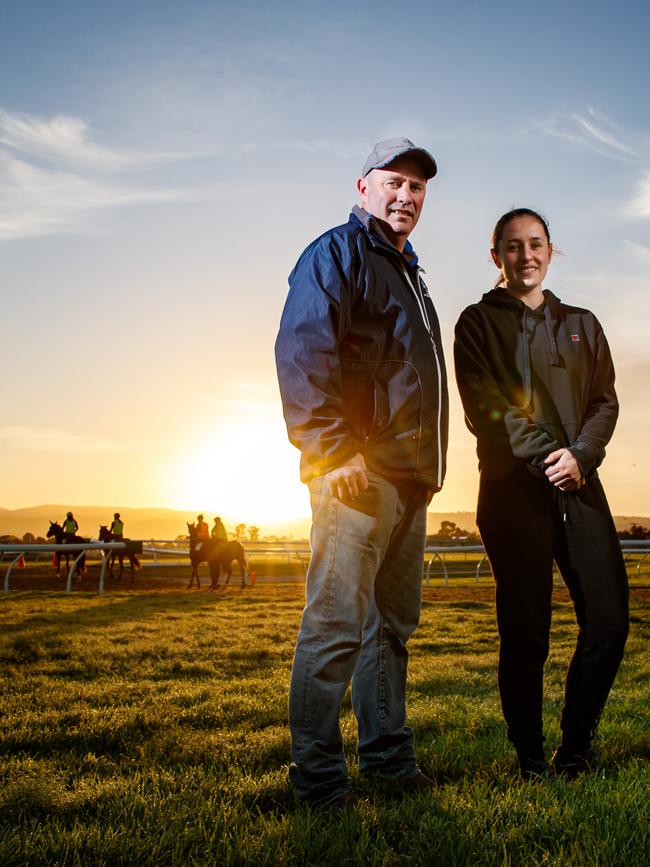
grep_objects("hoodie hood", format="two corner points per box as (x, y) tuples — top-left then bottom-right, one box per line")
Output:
(480, 286), (562, 310)
(479, 288), (563, 405)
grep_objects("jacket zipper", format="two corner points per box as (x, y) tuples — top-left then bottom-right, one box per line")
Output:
(401, 263), (444, 488)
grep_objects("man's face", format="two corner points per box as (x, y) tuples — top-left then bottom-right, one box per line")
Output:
(357, 156), (427, 249)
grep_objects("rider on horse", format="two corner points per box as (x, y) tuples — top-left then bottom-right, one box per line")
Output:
(211, 516), (227, 542)
(110, 513), (124, 538)
(63, 512), (79, 542)
(196, 514), (210, 539)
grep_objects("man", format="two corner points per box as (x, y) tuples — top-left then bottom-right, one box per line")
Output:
(275, 137), (448, 808)
(196, 514), (209, 539)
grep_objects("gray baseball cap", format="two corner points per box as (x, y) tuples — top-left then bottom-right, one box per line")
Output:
(361, 137), (437, 180)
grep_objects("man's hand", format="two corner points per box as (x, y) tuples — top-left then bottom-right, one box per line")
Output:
(544, 448), (585, 491)
(324, 453), (369, 502)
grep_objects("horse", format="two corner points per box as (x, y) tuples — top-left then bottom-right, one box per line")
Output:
(186, 522), (248, 590)
(46, 521), (87, 577)
(98, 525), (141, 582)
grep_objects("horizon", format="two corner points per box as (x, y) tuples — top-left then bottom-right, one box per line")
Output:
(2, 502), (649, 544)
(1, 1), (648, 518)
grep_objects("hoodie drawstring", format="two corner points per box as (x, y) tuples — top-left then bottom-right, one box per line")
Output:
(559, 490), (570, 524)
(544, 303), (560, 366)
(519, 306), (533, 407)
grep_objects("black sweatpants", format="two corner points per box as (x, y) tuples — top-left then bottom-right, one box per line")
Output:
(477, 465), (629, 759)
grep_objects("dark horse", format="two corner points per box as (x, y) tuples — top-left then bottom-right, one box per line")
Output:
(98, 525), (141, 582)
(47, 521), (87, 577)
(186, 522), (248, 590)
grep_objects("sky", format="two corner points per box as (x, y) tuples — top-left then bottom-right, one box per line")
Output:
(1, 0), (649, 532)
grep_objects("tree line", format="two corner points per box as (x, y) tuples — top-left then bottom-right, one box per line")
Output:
(618, 523), (650, 539)
(427, 520), (650, 544)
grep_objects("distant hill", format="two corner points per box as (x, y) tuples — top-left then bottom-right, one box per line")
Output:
(0, 505), (313, 541)
(0, 505), (217, 542)
(1, 504), (648, 541)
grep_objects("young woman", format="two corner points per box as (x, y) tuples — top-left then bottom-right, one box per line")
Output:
(454, 208), (629, 780)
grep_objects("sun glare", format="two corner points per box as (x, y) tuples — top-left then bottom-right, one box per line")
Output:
(166, 412), (309, 530)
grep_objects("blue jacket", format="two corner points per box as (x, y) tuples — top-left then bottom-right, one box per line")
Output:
(275, 206), (448, 492)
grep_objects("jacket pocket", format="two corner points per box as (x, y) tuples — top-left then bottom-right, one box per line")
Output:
(341, 364), (375, 441)
(341, 358), (422, 446)
(368, 376), (390, 440)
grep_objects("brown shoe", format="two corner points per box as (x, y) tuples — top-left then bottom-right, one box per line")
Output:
(401, 770), (435, 792)
(320, 790), (357, 811)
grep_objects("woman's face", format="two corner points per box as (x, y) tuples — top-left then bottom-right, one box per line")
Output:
(491, 215), (553, 301)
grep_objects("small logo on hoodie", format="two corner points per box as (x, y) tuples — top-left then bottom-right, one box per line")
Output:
(571, 334), (580, 342)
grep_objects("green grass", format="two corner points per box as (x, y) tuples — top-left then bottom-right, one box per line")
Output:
(0, 583), (648, 866)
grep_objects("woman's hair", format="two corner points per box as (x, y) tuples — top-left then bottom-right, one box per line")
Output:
(491, 207), (551, 253)
(491, 208), (551, 288)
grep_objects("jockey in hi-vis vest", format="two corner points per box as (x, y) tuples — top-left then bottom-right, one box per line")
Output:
(63, 512), (78, 540)
(212, 517), (227, 541)
(110, 513), (124, 538)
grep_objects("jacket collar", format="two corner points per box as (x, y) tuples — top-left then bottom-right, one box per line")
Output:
(350, 205), (419, 268)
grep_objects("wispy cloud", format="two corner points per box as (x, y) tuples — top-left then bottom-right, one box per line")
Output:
(0, 109), (138, 170)
(626, 172), (650, 219)
(0, 108), (200, 241)
(532, 106), (639, 161)
(0, 151), (191, 241)
(0, 107), (370, 241)
(0, 108), (207, 170)
(0, 426), (116, 454)
(623, 241), (650, 266)
(533, 107), (650, 220)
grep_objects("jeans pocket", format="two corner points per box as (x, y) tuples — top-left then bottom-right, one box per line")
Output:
(309, 476), (325, 515)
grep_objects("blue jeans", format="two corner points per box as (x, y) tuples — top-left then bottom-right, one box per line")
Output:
(289, 471), (427, 806)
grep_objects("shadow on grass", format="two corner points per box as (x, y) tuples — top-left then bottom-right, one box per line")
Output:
(0, 589), (280, 647)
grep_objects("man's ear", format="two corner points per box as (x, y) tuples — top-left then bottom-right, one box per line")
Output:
(357, 175), (368, 208)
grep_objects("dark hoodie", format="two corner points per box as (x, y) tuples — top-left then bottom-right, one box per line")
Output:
(454, 288), (618, 480)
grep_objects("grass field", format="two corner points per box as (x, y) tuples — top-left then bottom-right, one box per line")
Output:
(1, 579), (648, 866)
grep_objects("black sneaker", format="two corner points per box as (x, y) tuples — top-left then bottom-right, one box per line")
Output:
(518, 756), (554, 782)
(550, 747), (595, 780)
